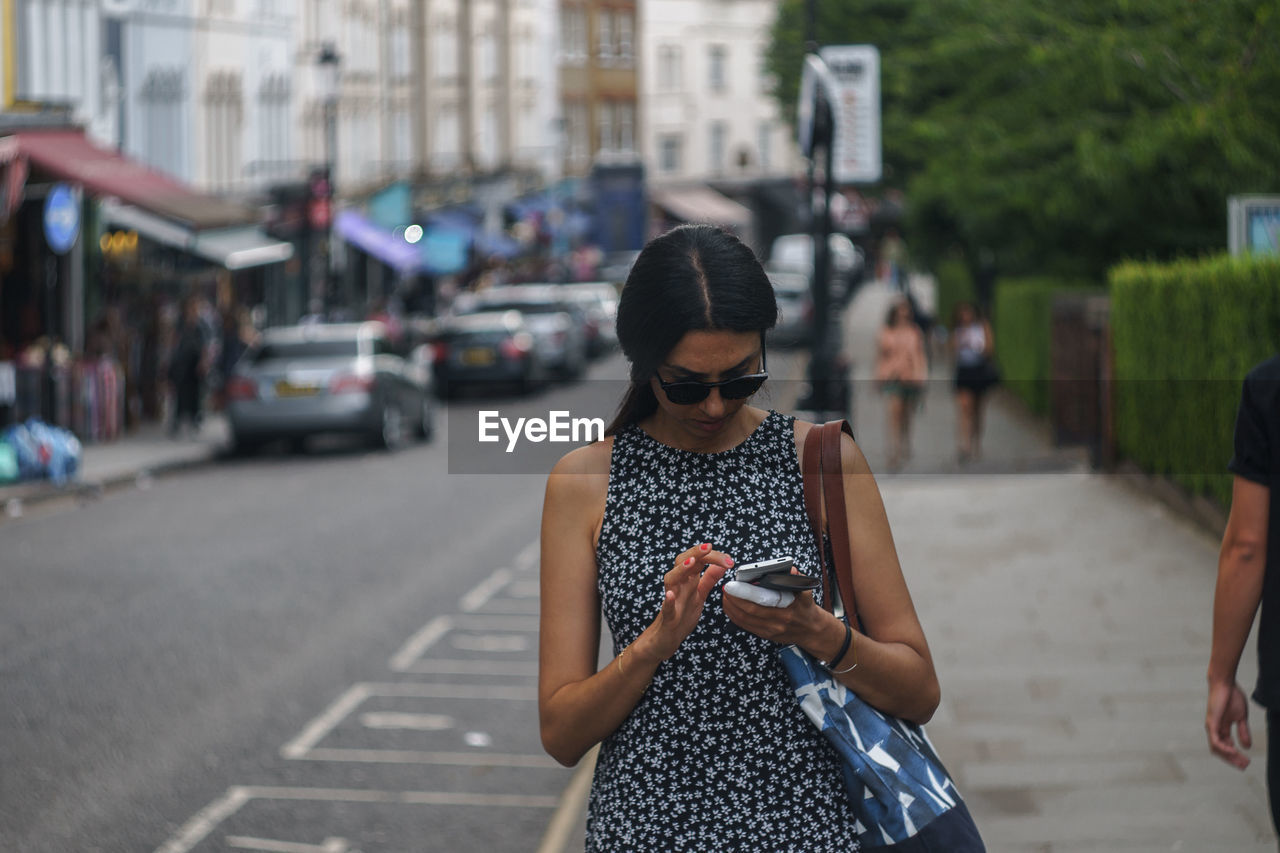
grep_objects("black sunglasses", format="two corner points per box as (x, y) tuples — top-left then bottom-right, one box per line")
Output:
(655, 349), (768, 406)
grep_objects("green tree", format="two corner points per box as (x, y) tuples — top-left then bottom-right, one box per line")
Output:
(767, 0), (1280, 279)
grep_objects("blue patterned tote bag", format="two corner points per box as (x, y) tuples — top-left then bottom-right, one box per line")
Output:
(790, 421), (985, 852)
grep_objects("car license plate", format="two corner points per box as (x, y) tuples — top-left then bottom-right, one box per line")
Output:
(275, 380), (320, 397)
(461, 347), (496, 367)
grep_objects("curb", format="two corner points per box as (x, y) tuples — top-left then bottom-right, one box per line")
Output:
(1, 445), (225, 520)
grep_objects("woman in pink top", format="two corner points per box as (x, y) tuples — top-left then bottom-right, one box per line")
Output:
(875, 299), (928, 470)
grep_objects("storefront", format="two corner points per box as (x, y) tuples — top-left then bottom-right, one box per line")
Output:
(0, 128), (292, 435)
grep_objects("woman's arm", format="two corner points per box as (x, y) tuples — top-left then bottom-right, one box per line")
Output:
(723, 430), (940, 723)
(538, 445), (732, 766)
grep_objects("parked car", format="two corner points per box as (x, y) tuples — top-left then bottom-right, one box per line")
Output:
(459, 285), (589, 378)
(224, 321), (435, 453)
(767, 232), (866, 302)
(431, 309), (552, 397)
(767, 271), (814, 348)
(556, 281), (620, 357)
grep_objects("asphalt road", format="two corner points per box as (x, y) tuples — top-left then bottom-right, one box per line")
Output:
(0, 345), (812, 853)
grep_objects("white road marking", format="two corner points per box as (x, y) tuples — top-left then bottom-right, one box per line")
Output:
(449, 632), (530, 653)
(360, 711), (454, 731)
(387, 615), (452, 672)
(466, 599), (540, 615)
(506, 579), (541, 598)
(225, 836), (351, 853)
(401, 659), (535, 676)
(298, 747), (559, 767)
(460, 566), (513, 612)
(514, 540), (539, 572)
(454, 614), (539, 632)
(282, 683), (536, 760)
(156, 786), (559, 853)
(280, 685), (371, 759)
(463, 731), (492, 747)
(535, 745), (598, 853)
(154, 786), (253, 853)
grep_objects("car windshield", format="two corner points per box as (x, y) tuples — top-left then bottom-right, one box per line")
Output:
(254, 339), (360, 362)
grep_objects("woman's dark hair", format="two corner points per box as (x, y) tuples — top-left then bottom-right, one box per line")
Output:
(885, 300), (909, 328)
(606, 225), (778, 434)
(950, 300), (983, 329)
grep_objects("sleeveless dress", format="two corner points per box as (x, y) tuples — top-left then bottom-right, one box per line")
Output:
(589, 410), (860, 852)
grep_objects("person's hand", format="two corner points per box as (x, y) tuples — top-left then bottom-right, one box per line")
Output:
(722, 573), (826, 647)
(636, 543), (732, 663)
(1206, 679), (1253, 769)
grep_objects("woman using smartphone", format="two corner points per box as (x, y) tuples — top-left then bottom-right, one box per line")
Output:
(538, 225), (940, 850)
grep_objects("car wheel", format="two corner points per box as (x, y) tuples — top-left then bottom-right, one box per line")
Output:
(417, 396), (435, 441)
(373, 403), (405, 450)
(230, 432), (261, 457)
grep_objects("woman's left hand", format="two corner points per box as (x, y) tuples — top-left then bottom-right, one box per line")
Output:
(722, 584), (829, 647)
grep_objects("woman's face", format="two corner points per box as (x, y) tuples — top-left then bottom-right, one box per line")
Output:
(894, 302), (911, 325)
(648, 329), (764, 441)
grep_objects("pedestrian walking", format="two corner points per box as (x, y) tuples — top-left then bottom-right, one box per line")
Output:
(538, 224), (943, 850)
(1207, 354), (1280, 835)
(950, 301), (998, 462)
(167, 296), (207, 437)
(875, 298), (928, 470)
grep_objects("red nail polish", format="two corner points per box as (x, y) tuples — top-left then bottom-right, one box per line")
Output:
(726, 557), (735, 567)
(684, 557), (695, 566)
(700, 543), (710, 551)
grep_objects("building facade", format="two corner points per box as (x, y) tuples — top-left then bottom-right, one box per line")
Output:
(558, 0), (638, 177)
(640, 0), (798, 185)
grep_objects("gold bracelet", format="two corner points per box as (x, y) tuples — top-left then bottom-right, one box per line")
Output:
(616, 647), (627, 676)
(830, 629), (859, 674)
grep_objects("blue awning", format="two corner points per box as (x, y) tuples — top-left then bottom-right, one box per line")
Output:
(335, 209), (421, 274)
(474, 230), (521, 259)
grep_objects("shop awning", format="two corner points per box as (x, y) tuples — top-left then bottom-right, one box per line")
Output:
(191, 226), (294, 270)
(102, 200), (293, 270)
(335, 209), (422, 274)
(650, 186), (751, 229)
(12, 129), (252, 229)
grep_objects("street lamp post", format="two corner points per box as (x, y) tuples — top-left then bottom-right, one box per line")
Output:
(317, 42), (341, 314)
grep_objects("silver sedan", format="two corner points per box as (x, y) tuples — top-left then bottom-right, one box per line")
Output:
(225, 321), (435, 453)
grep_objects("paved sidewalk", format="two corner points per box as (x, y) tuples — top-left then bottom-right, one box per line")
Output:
(0, 414), (228, 518)
(545, 281), (1272, 851)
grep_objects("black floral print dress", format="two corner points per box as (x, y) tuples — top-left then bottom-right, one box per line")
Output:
(589, 411), (859, 852)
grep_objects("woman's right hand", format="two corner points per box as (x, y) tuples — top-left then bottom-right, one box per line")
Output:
(636, 543), (733, 664)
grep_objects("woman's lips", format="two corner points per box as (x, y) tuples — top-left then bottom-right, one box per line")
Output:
(693, 417), (726, 432)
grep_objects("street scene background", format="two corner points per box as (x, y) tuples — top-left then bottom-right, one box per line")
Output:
(4, 1), (1280, 851)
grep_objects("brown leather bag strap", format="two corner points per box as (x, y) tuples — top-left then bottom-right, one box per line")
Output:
(801, 424), (830, 608)
(819, 420), (858, 624)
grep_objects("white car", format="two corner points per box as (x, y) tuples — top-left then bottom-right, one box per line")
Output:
(767, 233), (865, 301)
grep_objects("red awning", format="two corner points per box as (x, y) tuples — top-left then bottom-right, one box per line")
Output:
(12, 130), (251, 230)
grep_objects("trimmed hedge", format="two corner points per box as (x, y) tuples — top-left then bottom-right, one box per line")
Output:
(934, 254), (976, 330)
(1110, 254), (1280, 506)
(992, 277), (1100, 415)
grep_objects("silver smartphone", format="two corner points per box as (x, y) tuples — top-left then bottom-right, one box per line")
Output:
(734, 556), (820, 591)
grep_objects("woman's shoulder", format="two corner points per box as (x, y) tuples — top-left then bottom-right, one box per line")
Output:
(790, 418), (871, 472)
(548, 436), (614, 481)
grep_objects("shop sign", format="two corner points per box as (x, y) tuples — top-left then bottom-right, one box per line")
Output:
(44, 183), (81, 254)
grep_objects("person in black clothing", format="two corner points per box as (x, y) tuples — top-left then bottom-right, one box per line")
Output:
(168, 297), (207, 437)
(1207, 354), (1280, 833)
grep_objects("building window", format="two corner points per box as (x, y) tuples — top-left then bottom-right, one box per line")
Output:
(709, 121), (727, 175)
(618, 103), (635, 154)
(205, 70), (243, 190)
(597, 101), (614, 153)
(258, 72), (291, 183)
(392, 24), (411, 81)
(480, 28), (498, 84)
(659, 134), (682, 173)
(432, 103), (460, 170)
(567, 101), (589, 168)
(758, 121), (772, 172)
(143, 67), (186, 179)
(658, 45), (682, 92)
(596, 10), (614, 66)
(561, 6), (587, 65)
(709, 45), (728, 93)
(434, 18), (458, 82)
(616, 13), (634, 67)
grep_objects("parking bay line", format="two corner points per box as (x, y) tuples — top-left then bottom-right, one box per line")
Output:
(460, 567), (513, 612)
(155, 786), (559, 853)
(281, 682), (538, 761)
(388, 615), (538, 673)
